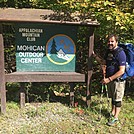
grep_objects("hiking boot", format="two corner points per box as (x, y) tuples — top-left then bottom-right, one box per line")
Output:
(107, 117), (119, 126)
(108, 114), (114, 122)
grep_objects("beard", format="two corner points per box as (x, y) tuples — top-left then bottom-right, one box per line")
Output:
(108, 44), (116, 50)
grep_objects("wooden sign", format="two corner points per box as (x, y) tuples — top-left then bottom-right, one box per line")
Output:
(15, 23), (77, 72)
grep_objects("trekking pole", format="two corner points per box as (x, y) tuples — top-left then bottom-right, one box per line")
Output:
(98, 84), (104, 121)
(105, 84), (111, 117)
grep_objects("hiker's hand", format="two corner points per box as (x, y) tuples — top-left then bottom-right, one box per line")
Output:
(101, 77), (111, 84)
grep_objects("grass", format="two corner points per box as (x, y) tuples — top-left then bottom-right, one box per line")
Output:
(0, 94), (134, 134)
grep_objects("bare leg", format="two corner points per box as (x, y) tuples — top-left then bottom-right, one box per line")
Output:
(111, 105), (121, 118)
(111, 105), (115, 116)
(114, 107), (121, 118)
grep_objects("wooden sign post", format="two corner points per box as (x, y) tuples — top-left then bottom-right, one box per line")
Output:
(0, 24), (6, 113)
(0, 8), (99, 113)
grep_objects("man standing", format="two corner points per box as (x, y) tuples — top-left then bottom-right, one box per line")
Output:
(93, 34), (126, 126)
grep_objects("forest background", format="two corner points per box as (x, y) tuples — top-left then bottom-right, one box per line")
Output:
(0, 0), (133, 103)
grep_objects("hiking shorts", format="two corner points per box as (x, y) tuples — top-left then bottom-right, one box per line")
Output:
(107, 80), (126, 101)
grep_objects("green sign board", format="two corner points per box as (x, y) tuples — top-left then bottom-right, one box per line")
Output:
(15, 23), (77, 72)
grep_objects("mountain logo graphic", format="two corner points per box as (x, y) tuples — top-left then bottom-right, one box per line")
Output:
(46, 34), (76, 65)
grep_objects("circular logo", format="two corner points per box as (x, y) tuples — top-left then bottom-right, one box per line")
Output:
(46, 34), (76, 65)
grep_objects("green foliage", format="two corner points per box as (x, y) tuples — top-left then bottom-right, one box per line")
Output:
(91, 0), (134, 45)
(6, 101), (19, 110)
(6, 82), (20, 102)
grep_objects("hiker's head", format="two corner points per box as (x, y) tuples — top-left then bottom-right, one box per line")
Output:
(107, 34), (118, 50)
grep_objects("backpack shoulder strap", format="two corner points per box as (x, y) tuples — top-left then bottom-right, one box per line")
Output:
(113, 47), (123, 58)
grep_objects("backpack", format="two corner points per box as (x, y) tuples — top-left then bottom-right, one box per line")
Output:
(118, 43), (134, 80)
